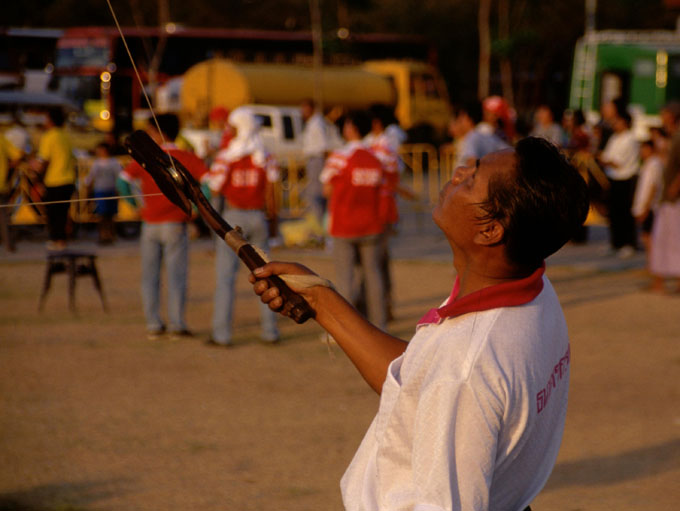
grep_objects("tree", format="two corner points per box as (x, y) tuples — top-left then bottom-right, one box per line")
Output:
(478, 0), (491, 100)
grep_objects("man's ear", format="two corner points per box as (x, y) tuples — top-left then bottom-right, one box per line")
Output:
(473, 220), (505, 246)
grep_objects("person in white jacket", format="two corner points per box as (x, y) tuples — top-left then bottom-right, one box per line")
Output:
(250, 137), (589, 511)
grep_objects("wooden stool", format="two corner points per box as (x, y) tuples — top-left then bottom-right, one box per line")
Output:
(38, 250), (108, 312)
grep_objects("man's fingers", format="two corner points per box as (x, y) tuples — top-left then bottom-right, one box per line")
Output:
(267, 296), (284, 311)
(253, 279), (271, 296)
(261, 286), (280, 303)
(252, 261), (312, 279)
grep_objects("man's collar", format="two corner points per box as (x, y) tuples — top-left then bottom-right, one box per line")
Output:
(417, 263), (545, 327)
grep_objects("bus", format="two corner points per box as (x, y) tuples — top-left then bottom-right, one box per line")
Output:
(569, 29), (680, 132)
(53, 26), (434, 135)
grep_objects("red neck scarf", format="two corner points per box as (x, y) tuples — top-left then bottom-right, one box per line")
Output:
(417, 263), (545, 327)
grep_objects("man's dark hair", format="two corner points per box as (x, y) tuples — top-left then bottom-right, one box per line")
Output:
(612, 97), (627, 118)
(47, 108), (65, 127)
(456, 101), (483, 125)
(619, 111), (632, 127)
(640, 139), (654, 150)
(572, 109), (586, 127)
(478, 137), (589, 269)
(369, 103), (393, 129)
(344, 110), (372, 138)
(153, 113), (180, 141)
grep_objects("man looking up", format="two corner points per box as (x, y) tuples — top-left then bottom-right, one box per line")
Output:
(250, 137), (589, 511)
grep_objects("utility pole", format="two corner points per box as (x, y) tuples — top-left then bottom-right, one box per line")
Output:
(309, 0), (324, 112)
(478, 0), (491, 100)
(585, 0), (597, 34)
(149, 0), (170, 107)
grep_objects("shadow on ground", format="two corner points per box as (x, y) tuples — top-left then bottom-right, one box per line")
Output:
(546, 438), (680, 490)
(0, 479), (128, 511)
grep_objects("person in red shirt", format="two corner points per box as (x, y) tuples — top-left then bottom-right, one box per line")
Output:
(320, 110), (387, 329)
(119, 114), (208, 340)
(202, 107), (280, 346)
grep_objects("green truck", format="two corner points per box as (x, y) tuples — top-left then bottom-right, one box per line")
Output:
(569, 29), (680, 134)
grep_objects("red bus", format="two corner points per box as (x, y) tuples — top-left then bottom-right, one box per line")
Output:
(53, 26), (433, 134)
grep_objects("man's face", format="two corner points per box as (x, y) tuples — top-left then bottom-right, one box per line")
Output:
(342, 119), (359, 141)
(536, 107), (552, 126)
(433, 150), (516, 250)
(453, 112), (473, 135)
(601, 101), (617, 122)
(301, 103), (313, 121)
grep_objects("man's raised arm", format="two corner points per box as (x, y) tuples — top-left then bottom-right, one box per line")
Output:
(250, 262), (407, 394)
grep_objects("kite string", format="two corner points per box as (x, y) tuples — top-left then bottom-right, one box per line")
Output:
(0, 193), (163, 209)
(1, 3), (187, 213)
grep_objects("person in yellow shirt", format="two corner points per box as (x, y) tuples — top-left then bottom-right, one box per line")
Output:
(0, 133), (22, 251)
(35, 108), (76, 250)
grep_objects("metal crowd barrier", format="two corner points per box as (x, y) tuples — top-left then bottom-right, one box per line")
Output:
(8, 144), (460, 226)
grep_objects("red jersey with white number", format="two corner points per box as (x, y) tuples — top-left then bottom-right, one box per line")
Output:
(121, 143), (208, 223)
(320, 141), (385, 238)
(365, 132), (400, 225)
(206, 152), (279, 210)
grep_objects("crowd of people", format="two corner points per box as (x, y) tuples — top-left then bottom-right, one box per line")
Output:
(1, 93), (677, 511)
(448, 97), (680, 293)
(1, 92), (679, 338)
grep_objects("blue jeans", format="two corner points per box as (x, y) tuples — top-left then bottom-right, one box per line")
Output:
(304, 155), (326, 222)
(332, 234), (386, 330)
(212, 208), (279, 344)
(140, 222), (188, 332)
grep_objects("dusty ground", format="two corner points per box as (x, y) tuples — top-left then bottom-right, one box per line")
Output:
(1, 240), (679, 511)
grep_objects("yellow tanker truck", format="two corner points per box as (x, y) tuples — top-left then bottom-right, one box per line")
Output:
(174, 58), (450, 140)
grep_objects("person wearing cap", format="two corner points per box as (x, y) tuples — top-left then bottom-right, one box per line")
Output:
(203, 107), (280, 346)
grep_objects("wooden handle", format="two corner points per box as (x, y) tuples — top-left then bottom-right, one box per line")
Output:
(238, 244), (315, 324)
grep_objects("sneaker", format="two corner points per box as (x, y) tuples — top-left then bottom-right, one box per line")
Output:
(617, 246), (635, 259)
(205, 338), (231, 348)
(168, 329), (194, 341)
(147, 327), (166, 340)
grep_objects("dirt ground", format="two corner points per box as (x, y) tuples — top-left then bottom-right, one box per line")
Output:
(1, 241), (679, 511)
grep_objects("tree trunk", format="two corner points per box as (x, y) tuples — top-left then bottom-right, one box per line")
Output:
(478, 0), (491, 100)
(498, 0), (514, 106)
(309, 0), (324, 111)
(148, 0), (170, 109)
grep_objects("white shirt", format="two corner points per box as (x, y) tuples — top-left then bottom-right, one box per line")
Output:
(302, 112), (329, 158)
(341, 271), (570, 511)
(632, 155), (664, 216)
(601, 130), (639, 181)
